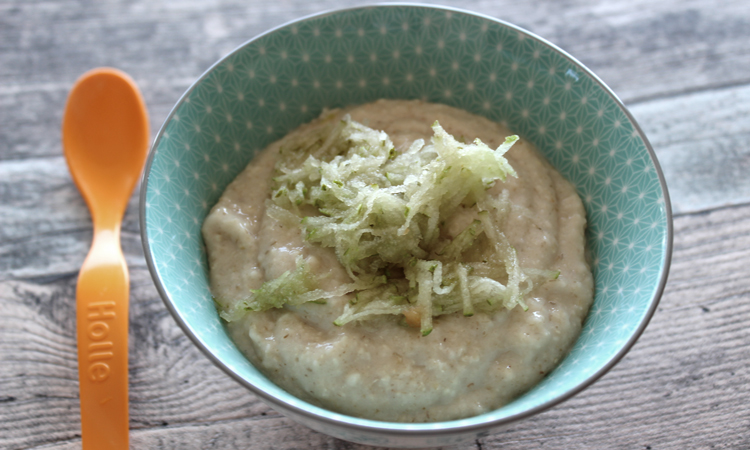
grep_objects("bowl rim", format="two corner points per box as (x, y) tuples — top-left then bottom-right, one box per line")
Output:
(139, 2), (674, 437)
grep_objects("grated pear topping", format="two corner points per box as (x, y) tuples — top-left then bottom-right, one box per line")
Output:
(218, 115), (558, 335)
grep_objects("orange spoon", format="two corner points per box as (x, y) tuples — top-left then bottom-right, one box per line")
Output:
(62, 68), (149, 450)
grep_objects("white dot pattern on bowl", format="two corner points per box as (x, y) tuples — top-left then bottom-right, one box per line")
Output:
(143, 5), (669, 430)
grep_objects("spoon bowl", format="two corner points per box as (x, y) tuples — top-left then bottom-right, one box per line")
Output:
(62, 67), (149, 450)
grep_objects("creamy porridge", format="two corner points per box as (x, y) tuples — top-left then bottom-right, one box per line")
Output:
(202, 99), (593, 422)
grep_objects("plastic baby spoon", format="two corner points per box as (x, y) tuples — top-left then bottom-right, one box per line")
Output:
(62, 68), (149, 450)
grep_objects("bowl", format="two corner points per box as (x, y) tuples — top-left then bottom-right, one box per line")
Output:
(140, 4), (672, 447)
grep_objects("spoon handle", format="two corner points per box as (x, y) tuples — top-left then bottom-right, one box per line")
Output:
(76, 228), (130, 450)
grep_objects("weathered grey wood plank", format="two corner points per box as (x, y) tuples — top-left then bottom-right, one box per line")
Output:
(477, 203), (750, 450)
(2, 202), (749, 450)
(1, 270), (269, 450)
(630, 83), (750, 214)
(29, 417), (462, 450)
(3, 0), (750, 449)
(0, 154), (145, 281)
(2, 0), (749, 158)
(3, 79), (748, 283)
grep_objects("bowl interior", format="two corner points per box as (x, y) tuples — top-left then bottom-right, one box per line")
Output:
(142, 4), (670, 432)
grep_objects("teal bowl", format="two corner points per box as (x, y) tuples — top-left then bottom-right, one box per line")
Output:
(140, 4), (672, 447)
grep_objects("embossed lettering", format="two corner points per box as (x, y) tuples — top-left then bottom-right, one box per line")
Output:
(89, 351), (114, 361)
(86, 302), (116, 382)
(88, 321), (109, 339)
(88, 301), (116, 320)
(89, 341), (113, 351)
(89, 362), (110, 381)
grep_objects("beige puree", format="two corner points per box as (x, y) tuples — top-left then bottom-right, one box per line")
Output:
(202, 99), (594, 422)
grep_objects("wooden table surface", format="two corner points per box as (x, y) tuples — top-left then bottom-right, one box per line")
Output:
(2, 0), (749, 449)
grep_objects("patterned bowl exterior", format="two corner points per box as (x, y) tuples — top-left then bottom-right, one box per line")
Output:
(141, 4), (672, 447)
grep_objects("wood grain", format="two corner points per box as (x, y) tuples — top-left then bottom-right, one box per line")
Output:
(3, 204), (750, 449)
(2, 0), (750, 161)
(2, 0), (750, 449)
(630, 84), (750, 214)
(4, 82), (749, 281)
